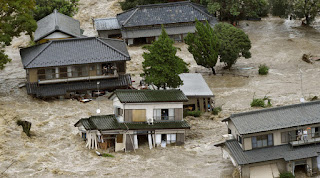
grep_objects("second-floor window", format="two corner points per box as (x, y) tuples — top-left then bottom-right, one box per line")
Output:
(252, 134), (273, 148)
(153, 109), (174, 121)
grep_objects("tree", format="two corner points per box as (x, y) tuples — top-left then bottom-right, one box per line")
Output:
(185, 20), (219, 74)
(214, 23), (251, 69)
(120, 0), (168, 11)
(290, 0), (320, 25)
(141, 26), (189, 89)
(33, 0), (79, 21)
(0, 0), (37, 70)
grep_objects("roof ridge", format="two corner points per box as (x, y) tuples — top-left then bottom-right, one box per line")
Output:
(25, 41), (52, 68)
(94, 17), (117, 21)
(122, 7), (139, 26)
(231, 100), (320, 118)
(136, 1), (191, 8)
(96, 38), (130, 58)
(189, 2), (212, 19)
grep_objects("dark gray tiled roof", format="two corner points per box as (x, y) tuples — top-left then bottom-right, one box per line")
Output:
(94, 17), (121, 30)
(109, 89), (188, 103)
(224, 140), (320, 165)
(26, 74), (131, 98)
(225, 101), (320, 135)
(20, 37), (130, 69)
(117, 1), (215, 27)
(75, 115), (190, 130)
(34, 9), (82, 42)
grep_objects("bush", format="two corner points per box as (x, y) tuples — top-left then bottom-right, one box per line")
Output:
(259, 64), (269, 75)
(279, 172), (295, 178)
(251, 97), (272, 108)
(184, 110), (201, 117)
(102, 153), (114, 158)
(212, 107), (222, 115)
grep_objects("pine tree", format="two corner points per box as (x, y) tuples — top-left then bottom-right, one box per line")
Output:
(141, 26), (189, 89)
(185, 20), (219, 74)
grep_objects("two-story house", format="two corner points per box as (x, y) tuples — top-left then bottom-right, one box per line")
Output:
(74, 89), (190, 152)
(215, 101), (320, 177)
(94, 1), (217, 45)
(20, 37), (131, 98)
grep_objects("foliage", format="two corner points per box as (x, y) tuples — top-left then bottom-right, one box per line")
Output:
(212, 107), (222, 115)
(120, 0), (168, 11)
(258, 64), (269, 75)
(251, 96), (272, 107)
(184, 110), (202, 117)
(214, 23), (251, 69)
(279, 172), (295, 178)
(206, 0), (269, 22)
(185, 20), (219, 74)
(102, 153), (114, 158)
(33, 0), (79, 21)
(17, 120), (32, 137)
(141, 26), (189, 89)
(0, 0), (37, 70)
(269, 0), (320, 25)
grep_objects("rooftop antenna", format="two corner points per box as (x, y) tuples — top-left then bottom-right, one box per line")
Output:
(96, 81), (101, 114)
(299, 68), (305, 103)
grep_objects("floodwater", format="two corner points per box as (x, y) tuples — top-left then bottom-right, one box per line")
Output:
(1, 0), (320, 177)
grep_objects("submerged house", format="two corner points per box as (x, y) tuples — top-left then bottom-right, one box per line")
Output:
(215, 101), (320, 177)
(74, 89), (190, 152)
(94, 1), (217, 45)
(20, 37), (131, 98)
(34, 9), (84, 44)
(178, 73), (214, 112)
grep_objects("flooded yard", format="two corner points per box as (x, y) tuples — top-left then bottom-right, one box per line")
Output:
(1, 0), (320, 177)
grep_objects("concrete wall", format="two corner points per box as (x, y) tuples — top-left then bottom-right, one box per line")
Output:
(241, 159), (287, 178)
(243, 137), (252, 150)
(98, 30), (121, 38)
(112, 96), (184, 122)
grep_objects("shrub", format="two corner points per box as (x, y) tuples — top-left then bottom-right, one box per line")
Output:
(279, 172), (295, 178)
(184, 110), (202, 117)
(212, 107), (222, 115)
(102, 153), (114, 158)
(259, 64), (269, 75)
(251, 97), (272, 108)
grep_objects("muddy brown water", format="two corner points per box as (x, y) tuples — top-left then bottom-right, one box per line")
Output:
(1, 0), (320, 176)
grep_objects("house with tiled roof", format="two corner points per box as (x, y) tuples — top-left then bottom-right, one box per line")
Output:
(20, 37), (131, 98)
(215, 101), (320, 177)
(74, 89), (190, 152)
(35, 9), (84, 44)
(94, 1), (217, 45)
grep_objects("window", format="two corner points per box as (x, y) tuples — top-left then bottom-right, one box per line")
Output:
(117, 108), (123, 116)
(228, 129), (232, 134)
(37, 69), (45, 80)
(153, 109), (174, 120)
(281, 132), (288, 143)
(72, 66), (88, 77)
(132, 109), (146, 122)
(117, 134), (123, 143)
(45, 68), (55, 80)
(238, 135), (242, 144)
(59, 67), (68, 78)
(252, 134), (273, 148)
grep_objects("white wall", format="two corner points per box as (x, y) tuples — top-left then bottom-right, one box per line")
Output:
(112, 96), (183, 122)
(44, 32), (71, 40)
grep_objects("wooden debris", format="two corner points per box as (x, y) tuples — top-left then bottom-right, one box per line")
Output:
(302, 54), (313, 64)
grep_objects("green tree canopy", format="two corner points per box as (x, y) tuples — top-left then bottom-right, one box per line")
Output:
(141, 26), (189, 89)
(207, 0), (269, 22)
(185, 20), (219, 74)
(120, 0), (168, 11)
(214, 23), (251, 69)
(33, 0), (79, 21)
(0, 0), (37, 70)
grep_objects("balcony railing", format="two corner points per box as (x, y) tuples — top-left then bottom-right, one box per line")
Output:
(289, 131), (320, 146)
(38, 73), (118, 84)
(153, 116), (175, 121)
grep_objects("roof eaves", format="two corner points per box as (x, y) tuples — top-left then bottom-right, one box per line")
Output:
(96, 38), (130, 58)
(189, 2), (212, 19)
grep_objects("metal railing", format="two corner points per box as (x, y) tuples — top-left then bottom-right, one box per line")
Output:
(153, 116), (175, 121)
(289, 131), (320, 146)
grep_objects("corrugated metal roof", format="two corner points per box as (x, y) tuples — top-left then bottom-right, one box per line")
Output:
(20, 37), (130, 69)
(94, 17), (121, 30)
(34, 9), (83, 42)
(224, 140), (320, 165)
(178, 73), (213, 97)
(109, 89), (188, 103)
(228, 100), (320, 135)
(117, 1), (215, 27)
(75, 115), (190, 130)
(26, 74), (132, 98)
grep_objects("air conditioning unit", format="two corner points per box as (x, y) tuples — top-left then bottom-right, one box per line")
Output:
(147, 118), (154, 125)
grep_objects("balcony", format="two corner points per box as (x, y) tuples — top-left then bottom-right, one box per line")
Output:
(153, 116), (175, 121)
(289, 132), (320, 147)
(38, 74), (118, 84)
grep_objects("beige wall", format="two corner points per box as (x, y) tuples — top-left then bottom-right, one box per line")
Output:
(243, 137), (252, 150)
(28, 69), (38, 82)
(241, 159), (287, 178)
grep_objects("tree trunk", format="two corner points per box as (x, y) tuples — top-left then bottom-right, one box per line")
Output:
(211, 67), (216, 75)
(305, 15), (310, 25)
